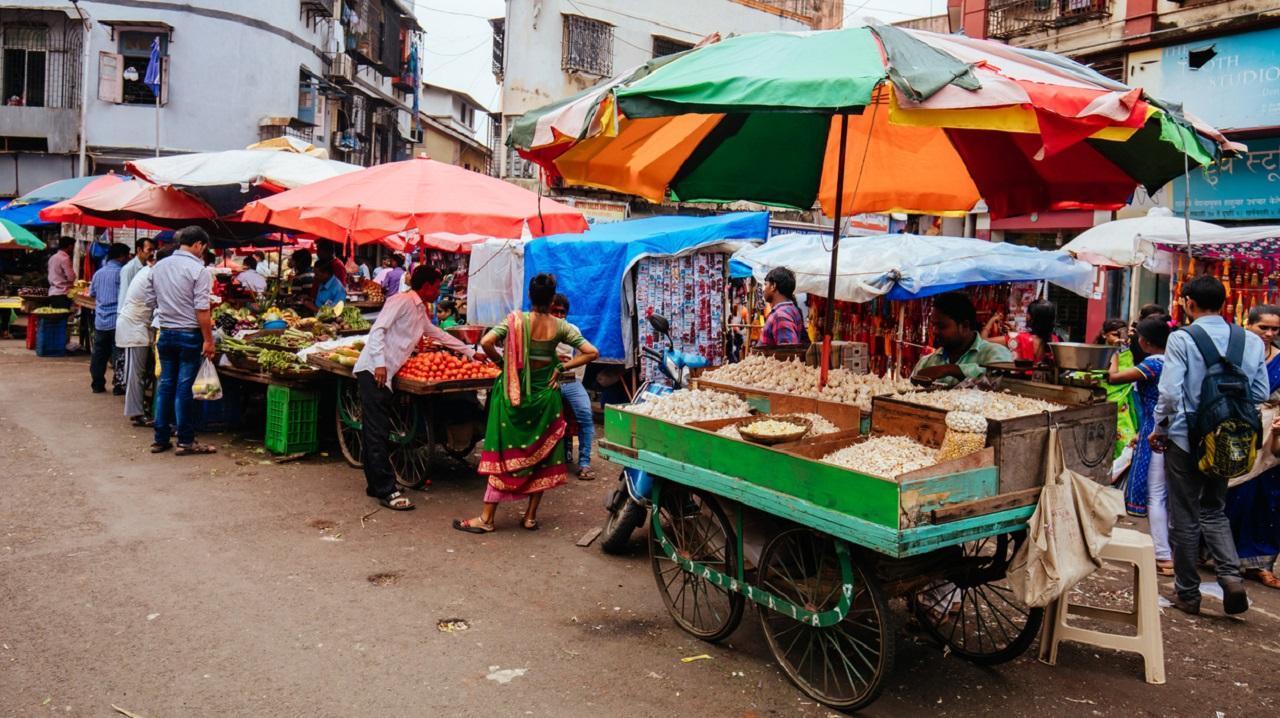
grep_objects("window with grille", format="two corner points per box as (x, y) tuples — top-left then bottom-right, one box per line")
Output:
(652, 35), (692, 59)
(561, 14), (612, 76)
(3, 25), (49, 107)
(118, 30), (168, 105)
(504, 117), (536, 179)
(490, 18), (504, 79)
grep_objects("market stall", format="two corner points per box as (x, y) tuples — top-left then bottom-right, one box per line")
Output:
(1140, 225), (1280, 324)
(506, 23), (1229, 711)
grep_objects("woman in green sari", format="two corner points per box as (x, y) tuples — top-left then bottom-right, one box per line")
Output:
(453, 273), (599, 533)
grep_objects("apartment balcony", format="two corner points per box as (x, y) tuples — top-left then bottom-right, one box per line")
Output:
(0, 105), (79, 153)
(987, 0), (1111, 40)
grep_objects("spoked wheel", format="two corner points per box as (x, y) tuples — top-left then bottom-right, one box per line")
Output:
(912, 532), (1043, 665)
(335, 380), (364, 469)
(389, 396), (432, 490)
(758, 528), (894, 713)
(649, 483), (745, 642)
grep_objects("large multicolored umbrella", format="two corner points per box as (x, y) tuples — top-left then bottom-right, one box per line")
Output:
(511, 23), (1238, 378)
(0, 218), (45, 250)
(240, 157), (589, 244)
(38, 174), (133, 228)
(1, 174), (123, 227)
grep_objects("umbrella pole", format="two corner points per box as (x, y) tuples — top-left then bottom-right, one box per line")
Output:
(820, 113), (850, 389)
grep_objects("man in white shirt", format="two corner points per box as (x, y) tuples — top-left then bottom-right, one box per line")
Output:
(235, 255), (268, 295)
(354, 265), (477, 510)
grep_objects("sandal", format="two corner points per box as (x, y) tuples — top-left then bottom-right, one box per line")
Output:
(131, 416), (154, 428)
(452, 518), (493, 534)
(379, 491), (415, 511)
(577, 467), (596, 481)
(1245, 568), (1280, 589)
(521, 517), (539, 531)
(149, 442), (172, 454)
(176, 442), (217, 456)
(1156, 559), (1175, 577)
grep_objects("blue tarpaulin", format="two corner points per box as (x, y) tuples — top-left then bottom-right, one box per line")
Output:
(523, 212), (768, 362)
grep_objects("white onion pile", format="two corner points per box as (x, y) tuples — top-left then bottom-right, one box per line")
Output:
(627, 389), (753, 424)
(821, 435), (938, 478)
(715, 412), (841, 440)
(890, 389), (1065, 420)
(702, 355), (913, 411)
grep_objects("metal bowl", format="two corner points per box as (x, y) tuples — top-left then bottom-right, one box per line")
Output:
(1049, 342), (1118, 371)
(446, 324), (487, 345)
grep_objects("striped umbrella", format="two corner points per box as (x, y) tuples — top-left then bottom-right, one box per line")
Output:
(0, 218), (45, 250)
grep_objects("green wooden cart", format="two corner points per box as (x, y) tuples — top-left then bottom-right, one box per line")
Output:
(600, 406), (1047, 713)
(308, 355), (488, 488)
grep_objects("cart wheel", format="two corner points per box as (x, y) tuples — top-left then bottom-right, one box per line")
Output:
(912, 532), (1043, 665)
(335, 380), (363, 469)
(649, 484), (744, 642)
(758, 529), (894, 713)
(390, 396), (432, 490)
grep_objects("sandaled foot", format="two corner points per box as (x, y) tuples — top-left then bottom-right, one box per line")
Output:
(149, 442), (172, 454)
(452, 517), (493, 534)
(1156, 559), (1174, 577)
(1245, 568), (1280, 590)
(521, 517), (539, 531)
(176, 442), (216, 456)
(576, 467), (596, 481)
(379, 491), (415, 511)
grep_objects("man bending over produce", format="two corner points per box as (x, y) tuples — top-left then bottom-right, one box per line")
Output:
(353, 265), (478, 511)
(912, 292), (1012, 387)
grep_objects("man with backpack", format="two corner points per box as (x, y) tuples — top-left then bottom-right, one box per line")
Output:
(1151, 275), (1270, 615)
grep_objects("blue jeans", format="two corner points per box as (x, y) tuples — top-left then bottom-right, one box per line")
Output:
(560, 380), (593, 468)
(154, 329), (203, 446)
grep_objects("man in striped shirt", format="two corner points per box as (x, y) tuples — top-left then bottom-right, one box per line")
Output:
(759, 267), (809, 347)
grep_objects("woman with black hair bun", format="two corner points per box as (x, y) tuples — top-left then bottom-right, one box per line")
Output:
(454, 273), (600, 533)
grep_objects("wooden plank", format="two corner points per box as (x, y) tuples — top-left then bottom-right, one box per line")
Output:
(598, 440), (636, 458)
(928, 486), (1041, 525)
(576, 526), (603, 547)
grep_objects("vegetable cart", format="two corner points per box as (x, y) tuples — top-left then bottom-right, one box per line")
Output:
(306, 354), (488, 489)
(599, 404), (1049, 713)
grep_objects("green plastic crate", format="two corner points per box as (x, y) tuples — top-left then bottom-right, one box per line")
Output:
(265, 384), (318, 455)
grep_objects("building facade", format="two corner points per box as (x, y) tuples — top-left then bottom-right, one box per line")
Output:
(491, 0), (842, 184)
(0, 0), (421, 199)
(414, 83), (491, 172)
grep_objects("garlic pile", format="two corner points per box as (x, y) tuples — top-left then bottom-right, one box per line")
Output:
(715, 412), (841, 440)
(627, 389), (753, 424)
(821, 435), (938, 478)
(740, 419), (806, 436)
(890, 389), (1065, 420)
(702, 355), (913, 412)
(945, 411), (988, 434)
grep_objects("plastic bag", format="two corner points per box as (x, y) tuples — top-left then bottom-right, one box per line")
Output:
(192, 358), (223, 401)
(1007, 427), (1125, 608)
(1230, 403), (1279, 488)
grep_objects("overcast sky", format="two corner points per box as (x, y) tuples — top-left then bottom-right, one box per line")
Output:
(410, 0), (945, 112)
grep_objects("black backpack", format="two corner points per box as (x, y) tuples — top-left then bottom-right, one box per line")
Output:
(1185, 324), (1261, 480)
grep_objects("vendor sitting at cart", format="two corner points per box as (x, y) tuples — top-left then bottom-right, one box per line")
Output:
(912, 292), (1013, 387)
(311, 262), (347, 309)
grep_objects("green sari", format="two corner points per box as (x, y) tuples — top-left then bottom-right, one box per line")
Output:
(477, 311), (571, 501)
(1102, 349), (1139, 459)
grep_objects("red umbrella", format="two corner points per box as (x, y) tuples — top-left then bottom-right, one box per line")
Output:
(68, 180), (216, 226)
(38, 174), (133, 227)
(240, 157), (589, 244)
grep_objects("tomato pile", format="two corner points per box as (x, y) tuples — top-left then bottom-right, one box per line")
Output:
(397, 351), (499, 383)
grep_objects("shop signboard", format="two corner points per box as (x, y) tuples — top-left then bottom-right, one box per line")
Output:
(1172, 136), (1280, 221)
(1128, 26), (1280, 131)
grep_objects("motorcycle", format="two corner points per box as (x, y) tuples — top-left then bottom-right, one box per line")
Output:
(600, 314), (706, 554)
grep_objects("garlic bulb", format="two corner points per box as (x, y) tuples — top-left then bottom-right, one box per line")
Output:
(703, 355), (914, 412)
(821, 435), (938, 477)
(891, 389), (1065, 420)
(627, 389), (753, 425)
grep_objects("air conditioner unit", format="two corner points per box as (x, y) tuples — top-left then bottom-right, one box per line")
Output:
(325, 53), (355, 84)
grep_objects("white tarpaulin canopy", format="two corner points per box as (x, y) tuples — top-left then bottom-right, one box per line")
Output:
(732, 233), (1095, 303)
(127, 149), (360, 190)
(1061, 208), (1221, 270)
(1140, 224), (1280, 261)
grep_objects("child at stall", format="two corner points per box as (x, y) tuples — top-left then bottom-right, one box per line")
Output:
(436, 297), (460, 329)
(1107, 315), (1173, 574)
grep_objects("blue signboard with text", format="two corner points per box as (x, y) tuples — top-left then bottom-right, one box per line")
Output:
(1173, 136), (1280, 221)
(1153, 26), (1280, 131)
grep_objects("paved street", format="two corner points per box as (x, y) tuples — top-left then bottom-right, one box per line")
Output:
(1, 341), (1278, 717)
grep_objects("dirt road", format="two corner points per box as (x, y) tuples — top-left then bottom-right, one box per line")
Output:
(1, 341), (1276, 717)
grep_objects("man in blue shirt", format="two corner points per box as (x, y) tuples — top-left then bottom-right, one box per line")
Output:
(88, 243), (129, 394)
(307, 262), (347, 312)
(1152, 275), (1269, 616)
